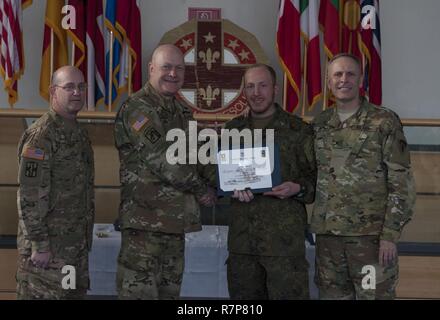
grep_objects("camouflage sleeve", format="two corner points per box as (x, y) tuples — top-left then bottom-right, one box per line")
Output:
(380, 115), (415, 242)
(117, 104), (208, 198)
(17, 129), (52, 253)
(83, 131), (95, 251)
(293, 123), (317, 204)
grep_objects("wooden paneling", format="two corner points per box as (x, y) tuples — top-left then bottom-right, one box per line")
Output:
(0, 187), (18, 235)
(0, 249), (17, 295)
(411, 152), (440, 194)
(400, 195), (440, 242)
(95, 188), (120, 223)
(0, 292), (16, 300)
(397, 256), (440, 299)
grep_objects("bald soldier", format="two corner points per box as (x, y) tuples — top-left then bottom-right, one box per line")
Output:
(114, 44), (216, 300)
(16, 66), (94, 299)
(311, 53), (415, 299)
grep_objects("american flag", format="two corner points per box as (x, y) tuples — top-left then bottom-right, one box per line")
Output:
(0, 0), (31, 106)
(22, 146), (45, 160)
(132, 115), (149, 131)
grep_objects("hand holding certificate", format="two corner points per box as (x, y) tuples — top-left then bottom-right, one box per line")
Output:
(216, 145), (281, 196)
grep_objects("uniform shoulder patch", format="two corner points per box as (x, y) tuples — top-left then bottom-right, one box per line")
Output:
(22, 146), (45, 160)
(132, 114), (150, 132)
(144, 127), (161, 144)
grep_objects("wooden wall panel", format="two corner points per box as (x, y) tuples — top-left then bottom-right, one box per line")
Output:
(397, 256), (440, 299)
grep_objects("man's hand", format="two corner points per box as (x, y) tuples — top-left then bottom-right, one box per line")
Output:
(263, 181), (300, 199)
(232, 189), (254, 202)
(31, 251), (52, 269)
(197, 186), (217, 207)
(379, 240), (397, 267)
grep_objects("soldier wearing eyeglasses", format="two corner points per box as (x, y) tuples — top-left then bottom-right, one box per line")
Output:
(16, 66), (94, 299)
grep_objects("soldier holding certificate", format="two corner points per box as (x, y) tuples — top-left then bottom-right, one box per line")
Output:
(224, 64), (317, 299)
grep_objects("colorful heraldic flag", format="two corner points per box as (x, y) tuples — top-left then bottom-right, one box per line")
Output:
(360, 0), (381, 105)
(0, 0), (32, 106)
(40, 0), (68, 101)
(116, 0), (142, 93)
(319, 0), (340, 59)
(300, 0), (322, 110)
(276, 0), (301, 112)
(104, 0), (123, 110)
(66, 0), (106, 110)
(319, 0), (382, 105)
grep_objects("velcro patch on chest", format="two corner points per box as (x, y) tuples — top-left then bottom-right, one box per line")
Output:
(144, 127), (161, 145)
(24, 161), (39, 178)
(22, 146), (45, 160)
(132, 114), (150, 131)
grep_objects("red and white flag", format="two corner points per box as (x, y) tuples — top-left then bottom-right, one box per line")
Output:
(300, 0), (322, 110)
(0, 0), (31, 106)
(67, 0), (105, 110)
(276, 0), (301, 112)
(116, 0), (142, 93)
(360, 0), (382, 105)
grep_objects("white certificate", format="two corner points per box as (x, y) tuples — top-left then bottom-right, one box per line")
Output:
(216, 146), (274, 194)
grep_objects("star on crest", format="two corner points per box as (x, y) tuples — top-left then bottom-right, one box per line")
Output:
(238, 49), (250, 61)
(180, 38), (193, 50)
(203, 32), (216, 43)
(227, 39), (239, 51)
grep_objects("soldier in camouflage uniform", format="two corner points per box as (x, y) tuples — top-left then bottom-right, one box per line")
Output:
(224, 64), (316, 299)
(16, 66), (94, 299)
(311, 53), (415, 300)
(114, 44), (216, 300)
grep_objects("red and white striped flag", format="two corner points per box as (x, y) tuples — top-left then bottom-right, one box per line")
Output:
(0, 0), (31, 106)
(86, 0), (106, 109)
(116, 0), (142, 94)
(40, 0), (68, 101)
(67, 0), (105, 110)
(276, 0), (301, 112)
(360, 0), (382, 105)
(300, 0), (322, 110)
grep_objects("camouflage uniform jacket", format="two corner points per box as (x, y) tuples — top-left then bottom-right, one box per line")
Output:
(224, 104), (316, 257)
(17, 110), (95, 256)
(311, 98), (415, 242)
(114, 83), (208, 234)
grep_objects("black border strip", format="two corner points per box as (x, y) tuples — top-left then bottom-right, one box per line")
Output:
(409, 144), (440, 152)
(2, 235), (440, 255)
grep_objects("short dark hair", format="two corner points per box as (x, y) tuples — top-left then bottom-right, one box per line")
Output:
(328, 53), (362, 73)
(244, 63), (277, 85)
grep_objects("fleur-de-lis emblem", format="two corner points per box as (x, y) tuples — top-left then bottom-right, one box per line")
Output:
(198, 48), (220, 70)
(199, 85), (220, 107)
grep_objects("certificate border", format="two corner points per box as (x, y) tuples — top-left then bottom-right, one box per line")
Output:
(216, 143), (281, 196)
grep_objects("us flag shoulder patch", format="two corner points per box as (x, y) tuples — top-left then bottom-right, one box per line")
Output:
(132, 114), (150, 131)
(22, 146), (45, 160)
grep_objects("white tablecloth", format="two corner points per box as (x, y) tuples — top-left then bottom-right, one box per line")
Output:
(87, 224), (318, 299)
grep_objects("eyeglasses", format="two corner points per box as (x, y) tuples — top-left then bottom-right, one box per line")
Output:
(54, 83), (88, 92)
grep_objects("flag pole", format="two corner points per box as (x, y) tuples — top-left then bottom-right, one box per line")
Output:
(50, 29), (54, 81)
(71, 42), (75, 66)
(128, 51), (132, 96)
(323, 58), (328, 110)
(108, 31), (114, 112)
(283, 73), (287, 111)
(301, 44), (308, 117)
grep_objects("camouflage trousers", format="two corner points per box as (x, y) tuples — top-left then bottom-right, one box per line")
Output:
(315, 235), (398, 300)
(227, 253), (310, 300)
(116, 229), (184, 300)
(16, 253), (89, 300)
